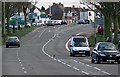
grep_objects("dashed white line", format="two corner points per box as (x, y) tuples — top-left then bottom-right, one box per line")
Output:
(86, 64), (92, 67)
(22, 67), (25, 70)
(66, 64), (72, 67)
(73, 60), (78, 62)
(84, 59), (91, 62)
(73, 67), (80, 71)
(101, 71), (111, 75)
(58, 60), (62, 62)
(61, 62), (66, 65)
(94, 67), (101, 71)
(24, 71), (27, 74)
(82, 71), (89, 75)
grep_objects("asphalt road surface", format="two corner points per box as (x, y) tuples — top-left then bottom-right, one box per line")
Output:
(2, 24), (119, 75)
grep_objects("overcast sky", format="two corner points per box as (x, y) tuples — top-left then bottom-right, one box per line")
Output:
(35, 0), (84, 9)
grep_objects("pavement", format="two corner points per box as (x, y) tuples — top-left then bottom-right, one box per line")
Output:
(2, 24), (119, 75)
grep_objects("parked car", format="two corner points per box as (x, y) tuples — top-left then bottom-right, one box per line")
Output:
(6, 36), (20, 48)
(118, 40), (120, 50)
(61, 20), (67, 25)
(69, 35), (90, 57)
(91, 42), (120, 64)
(77, 19), (85, 24)
(46, 20), (54, 26)
(26, 22), (31, 28)
(32, 22), (37, 26)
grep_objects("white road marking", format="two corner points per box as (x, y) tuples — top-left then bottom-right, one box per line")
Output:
(24, 71), (27, 74)
(48, 30), (51, 32)
(82, 71), (89, 75)
(65, 39), (70, 51)
(61, 62), (66, 65)
(65, 32), (83, 52)
(73, 67), (80, 71)
(94, 67), (101, 71)
(84, 59), (91, 61)
(73, 60), (78, 62)
(39, 28), (48, 38)
(66, 64), (72, 67)
(22, 67), (25, 70)
(101, 71), (111, 75)
(86, 64), (92, 67)
(58, 60), (62, 62)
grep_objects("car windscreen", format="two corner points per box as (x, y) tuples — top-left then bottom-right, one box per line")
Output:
(7, 38), (17, 42)
(73, 38), (87, 47)
(98, 43), (116, 51)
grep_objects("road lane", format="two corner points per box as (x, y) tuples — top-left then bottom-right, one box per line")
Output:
(2, 24), (119, 75)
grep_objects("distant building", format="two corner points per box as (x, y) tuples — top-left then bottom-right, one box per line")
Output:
(64, 6), (82, 24)
(45, 3), (64, 20)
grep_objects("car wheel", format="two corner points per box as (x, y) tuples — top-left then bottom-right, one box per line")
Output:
(18, 44), (20, 47)
(70, 52), (72, 56)
(86, 52), (90, 56)
(6, 45), (9, 48)
(96, 57), (100, 64)
(91, 58), (94, 63)
(118, 61), (120, 64)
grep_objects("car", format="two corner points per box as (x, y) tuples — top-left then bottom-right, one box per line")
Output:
(77, 19), (85, 24)
(61, 20), (67, 25)
(26, 22), (31, 28)
(69, 35), (90, 57)
(6, 36), (20, 48)
(32, 22), (37, 26)
(91, 42), (120, 64)
(46, 20), (55, 26)
(118, 40), (120, 50)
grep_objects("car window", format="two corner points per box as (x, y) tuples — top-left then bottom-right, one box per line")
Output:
(98, 43), (116, 51)
(73, 38), (87, 47)
(7, 38), (17, 41)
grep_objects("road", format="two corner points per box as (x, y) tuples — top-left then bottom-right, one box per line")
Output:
(2, 24), (119, 75)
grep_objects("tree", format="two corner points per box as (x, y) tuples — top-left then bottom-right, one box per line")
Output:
(83, 2), (119, 43)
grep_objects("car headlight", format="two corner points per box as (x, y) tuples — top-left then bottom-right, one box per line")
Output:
(99, 53), (106, 56)
(116, 54), (120, 56)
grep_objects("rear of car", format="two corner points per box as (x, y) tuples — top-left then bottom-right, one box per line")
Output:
(69, 35), (90, 57)
(77, 19), (85, 24)
(6, 37), (20, 48)
(46, 20), (54, 26)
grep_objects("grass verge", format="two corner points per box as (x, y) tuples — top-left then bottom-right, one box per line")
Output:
(89, 33), (118, 48)
(0, 26), (42, 46)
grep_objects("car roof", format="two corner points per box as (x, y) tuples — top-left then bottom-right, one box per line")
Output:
(97, 42), (114, 45)
(72, 35), (86, 38)
(7, 36), (18, 39)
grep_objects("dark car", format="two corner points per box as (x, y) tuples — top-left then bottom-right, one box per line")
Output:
(61, 20), (67, 25)
(91, 42), (120, 64)
(6, 36), (20, 48)
(118, 40), (120, 50)
(77, 19), (85, 24)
